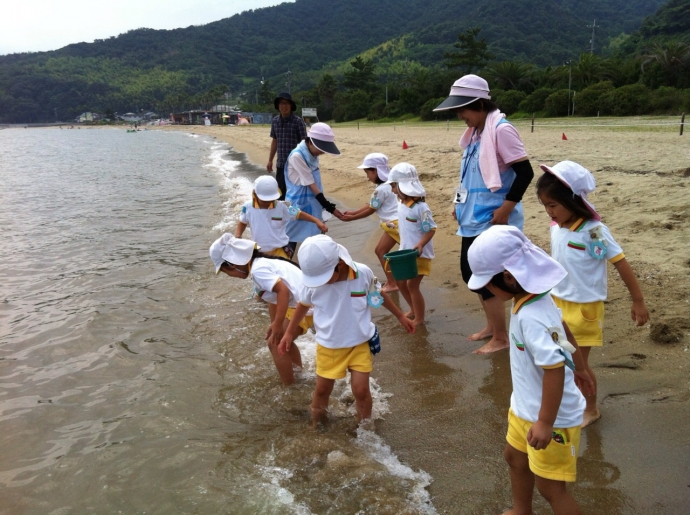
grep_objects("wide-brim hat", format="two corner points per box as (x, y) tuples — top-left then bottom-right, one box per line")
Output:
(274, 92), (296, 112)
(254, 175), (281, 201)
(298, 235), (355, 287)
(357, 152), (390, 182)
(433, 74), (491, 112)
(209, 234), (257, 274)
(398, 179), (426, 197)
(386, 162), (418, 184)
(308, 122), (340, 155)
(540, 161), (600, 221)
(467, 225), (567, 294)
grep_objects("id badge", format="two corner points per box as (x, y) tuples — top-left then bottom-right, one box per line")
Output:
(454, 187), (468, 204)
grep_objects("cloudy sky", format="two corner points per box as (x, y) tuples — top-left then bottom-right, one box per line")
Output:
(1, 0), (292, 55)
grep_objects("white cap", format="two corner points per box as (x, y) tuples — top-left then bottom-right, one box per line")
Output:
(307, 122), (340, 155)
(398, 179), (426, 197)
(433, 74), (491, 112)
(357, 153), (390, 181)
(209, 234), (257, 274)
(254, 175), (281, 201)
(467, 225), (567, 294)
(386, 162), (418, 184)
(540, 161), (600, 220)
(297, 235), (355, 287)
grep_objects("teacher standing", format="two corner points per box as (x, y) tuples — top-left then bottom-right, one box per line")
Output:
(433, 74), (534, 354)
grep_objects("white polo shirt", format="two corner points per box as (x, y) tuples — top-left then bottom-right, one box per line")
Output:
(297, 262), (377, 349)
(509, 292), (585, 428)
(239, 200), (299, 252)
(370, 183), (399, 223)
(550, 219), (624, 303)
(398, 200), (436, 259)
(251, 257), (305, 307)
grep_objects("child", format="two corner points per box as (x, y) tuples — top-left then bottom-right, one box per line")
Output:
(467, 225), (594, 515)
(210, 233), (313, 386)
(277, 235), (415, 426)
(386, 163), (436, 325)
(536, 160), (649, 427)
(341, 153), (401, 292)
(236, 175), (328, 259)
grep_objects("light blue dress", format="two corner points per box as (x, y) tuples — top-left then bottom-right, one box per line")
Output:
(285, 140), (324, 242)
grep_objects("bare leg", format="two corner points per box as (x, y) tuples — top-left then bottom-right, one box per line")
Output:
(407, 275), (426, 325)
(467, 293), (494, 341)
(349, 370), (372, 422)
(268, 339), (296, 386)
(503, 444), (535, 515)
(578, 346), (601, 427)
(376, 233), (398, 292)
(473, 295), (509, 354)
(535, 476), (581, 515)
(283, 319), (304, 369)
(397, 279), (414, 318)
(311, 375), (335, 427)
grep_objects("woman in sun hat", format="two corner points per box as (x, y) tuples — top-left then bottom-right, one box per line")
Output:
(284, 122), (344, 251)
(433, 74), (535, 354)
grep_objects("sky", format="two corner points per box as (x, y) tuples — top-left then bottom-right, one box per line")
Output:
(0, 0), (292, 55)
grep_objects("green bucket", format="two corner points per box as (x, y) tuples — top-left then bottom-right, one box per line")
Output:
(384, 249), (419, 281)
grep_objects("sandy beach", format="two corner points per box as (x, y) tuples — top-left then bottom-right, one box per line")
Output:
(156, 120), (690, 512)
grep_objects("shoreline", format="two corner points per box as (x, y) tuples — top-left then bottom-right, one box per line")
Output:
(153, 123), (689, 512)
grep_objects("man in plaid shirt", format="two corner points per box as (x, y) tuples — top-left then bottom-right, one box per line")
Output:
(267, 92), (307, 200)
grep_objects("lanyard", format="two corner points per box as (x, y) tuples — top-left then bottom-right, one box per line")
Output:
(460, 131), (480, 184)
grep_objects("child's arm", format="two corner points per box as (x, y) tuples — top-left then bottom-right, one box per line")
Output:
(341, 205), (376, 221)
(296, 210), (328, 233)
(266, 281), (291, 346)
(612, 258), (649, 326)
(381, 292), (416, 334)
(235, 221), (248, 238)
(526, 366), (564, 450)
(413, 229), (436, 255)
(563, 321), (595, 396)
(277, 303), (309, 355)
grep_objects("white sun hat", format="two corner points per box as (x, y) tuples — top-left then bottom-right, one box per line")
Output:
(467, 225), (567, 294)
(307, 122), (340, 155)
(540, 160), (600, 221)
(357, 153), (390, 182)
(386, 162), (419, 184)
(397, 179), (426, 197)
(433, 74), (491, 112)
(254, 175), (281, 201)
(297, 234), (355, 287)
(209, 234), (257, 274)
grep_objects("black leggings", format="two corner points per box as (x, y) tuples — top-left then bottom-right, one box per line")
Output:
(460, 235), (495, 301)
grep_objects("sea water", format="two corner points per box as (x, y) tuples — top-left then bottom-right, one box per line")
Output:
(0, 128), (438, 514)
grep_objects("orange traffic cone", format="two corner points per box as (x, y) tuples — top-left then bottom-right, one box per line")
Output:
(402, 140), (409, 149)
(562, 133), (568, 140)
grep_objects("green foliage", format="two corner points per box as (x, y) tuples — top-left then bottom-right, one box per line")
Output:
(444, 27), (493, 73)
(599, 83), (651, 115)
(519, 88), (555, 113)
(648, 86), (690, 113)
(573, 81), (616, 116)
(420, 97), (454, 121)
(493, 90), (527, 115)
(544, 90), (571, 117)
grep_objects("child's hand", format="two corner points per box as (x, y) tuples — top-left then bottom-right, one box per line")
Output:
(332, 209), (345, 220)
(490, 204), (513, 225)
(631, 300), (649, 326)
(277, 334), (293, 356)
(267, 320), (284, 347)
(398, 314), (416, 334)
(339, 214), (353, 222)
(574, 369), (595, 397)
(526, 420), (553, 450)
(317, 221), (329, 233)
(412, 244), (424, 256)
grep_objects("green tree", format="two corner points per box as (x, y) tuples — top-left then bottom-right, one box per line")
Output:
(444, 27), (494, 73)
(484, 61), (534, 91)
(317, 73), (339, 111)
(342, 57), (377, 92)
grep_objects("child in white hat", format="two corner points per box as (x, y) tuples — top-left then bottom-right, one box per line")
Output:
(386, 163), (436, 325)
(278, 235), (415, 426)
(210, 233), (313, 386)
(536, 160), (649, 427)
(467, 225), (593, 515)
(236, 175), (328, 259)
(341, 153), (401, 292)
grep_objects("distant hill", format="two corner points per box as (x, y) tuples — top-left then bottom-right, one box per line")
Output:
(0, 0), (668, 122)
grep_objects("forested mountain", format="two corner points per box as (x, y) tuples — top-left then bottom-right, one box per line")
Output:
(0, 0), (677, 122)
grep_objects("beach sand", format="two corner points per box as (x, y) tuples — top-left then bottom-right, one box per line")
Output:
(157, 121), (690, 513)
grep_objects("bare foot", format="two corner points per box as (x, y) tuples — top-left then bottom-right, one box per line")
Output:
(467, 328), (493, 341)
(381, 283), (399, 293)
(414, 320), (426, 326)
(472, 337), (509, 354)
(581, 409), (601, 428)
(404, 311), (415, 320)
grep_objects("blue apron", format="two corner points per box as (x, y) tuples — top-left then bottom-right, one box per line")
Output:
(285, 141), (324, 242)
(455, 118), (524, 237)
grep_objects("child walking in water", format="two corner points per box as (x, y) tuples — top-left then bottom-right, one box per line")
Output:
(236, 175), (328, 259)
(341, 153), (401, 292)
(536, 160), (649, 427)
(210, 234), (313, 386)
(468, 225), (593, 515)
(387, 163), (436, 325)
(278, 235), (415, 426)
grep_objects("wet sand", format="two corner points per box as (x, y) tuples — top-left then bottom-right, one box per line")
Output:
(156, 122), (690, 514)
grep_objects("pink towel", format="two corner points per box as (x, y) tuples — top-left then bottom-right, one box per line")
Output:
(459, 110), (506, 192)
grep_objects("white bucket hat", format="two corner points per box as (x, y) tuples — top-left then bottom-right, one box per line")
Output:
(297, 235), (355, 288)
(386, 162), (418, 184)
(254, 175), (281, 201)
(397, 179), (426, 197)
(209, 234), (257, 274)
(467, 225), (567, 294)
(433, 74), (491, 112)
(357, 153), (390, 182)
(307, 122), (340, 155)
(540, 161), (600, 221)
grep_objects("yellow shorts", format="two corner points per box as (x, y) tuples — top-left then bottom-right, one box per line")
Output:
(554, 297), (604, 347)
(316, 341), (373, 379)
(285, 307), (313, 335)
(264, 247), (291, 260)
(416, 257), (432, 276)
(506, 409), (581, 482)
(379, 220), (401, 244)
